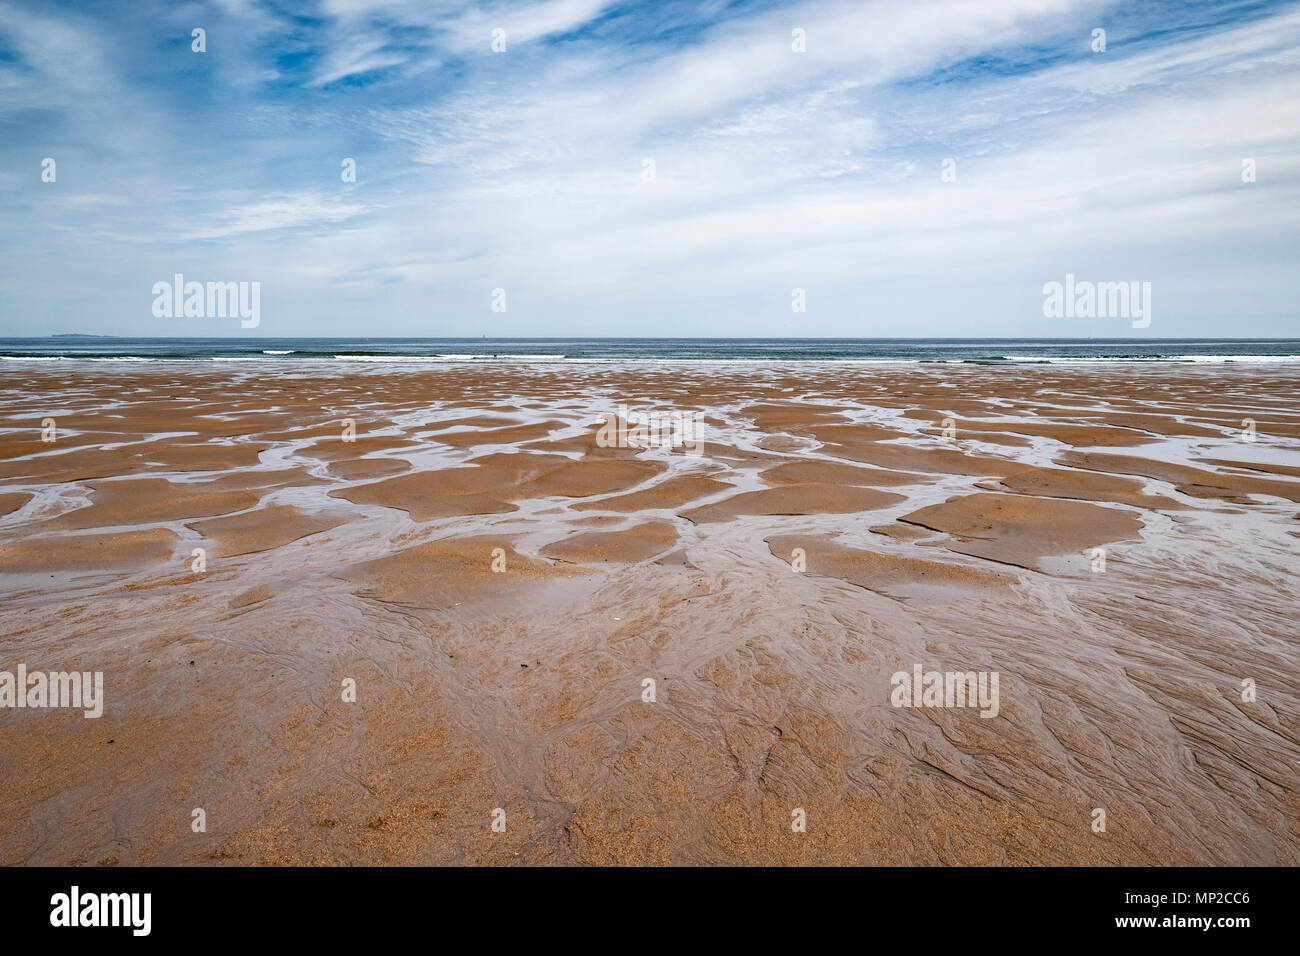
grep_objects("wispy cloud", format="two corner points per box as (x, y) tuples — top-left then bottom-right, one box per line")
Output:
(181, 192), (370, 240)
(0, 0), (1297, 336)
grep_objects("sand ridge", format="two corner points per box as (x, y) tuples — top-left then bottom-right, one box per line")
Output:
(900, 492), (1146, 570)
(0, 360), (1298, 865)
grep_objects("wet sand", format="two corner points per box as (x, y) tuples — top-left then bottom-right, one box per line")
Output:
(0, 360), (1297, 865)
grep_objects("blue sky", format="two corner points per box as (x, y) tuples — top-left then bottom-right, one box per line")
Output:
(0, 0), (1297, 337)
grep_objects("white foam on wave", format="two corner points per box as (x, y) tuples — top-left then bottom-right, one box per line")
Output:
(560, 357), (924, 365)
(1002, 354), (1300, 364)
(329, 353), (571, 362)
(4, 350), (1298, 366)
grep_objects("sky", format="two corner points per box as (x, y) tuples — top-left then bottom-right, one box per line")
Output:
(0, 0), (1297, 338)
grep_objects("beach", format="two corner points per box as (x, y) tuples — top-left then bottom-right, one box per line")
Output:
(0, 359), (1297, 865)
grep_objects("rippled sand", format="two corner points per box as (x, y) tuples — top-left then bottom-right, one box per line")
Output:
(0, 361), (1296, 865)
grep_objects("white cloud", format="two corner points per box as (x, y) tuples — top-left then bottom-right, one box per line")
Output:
(180, 193), (369, 241)
(2, 0), (1298, 335)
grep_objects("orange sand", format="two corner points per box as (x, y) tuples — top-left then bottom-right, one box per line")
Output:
(0, 360), (1297, 867)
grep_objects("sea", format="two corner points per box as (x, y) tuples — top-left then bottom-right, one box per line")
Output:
(1, 337), (1299, 364)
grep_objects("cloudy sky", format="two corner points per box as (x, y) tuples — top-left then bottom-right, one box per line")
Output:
(1, 0), (1296, 338)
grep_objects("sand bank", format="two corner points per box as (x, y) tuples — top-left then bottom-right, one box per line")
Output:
(0, 360), (1297, 865)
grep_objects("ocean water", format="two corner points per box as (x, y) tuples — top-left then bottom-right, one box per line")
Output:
(1, 337), (1299, 364)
